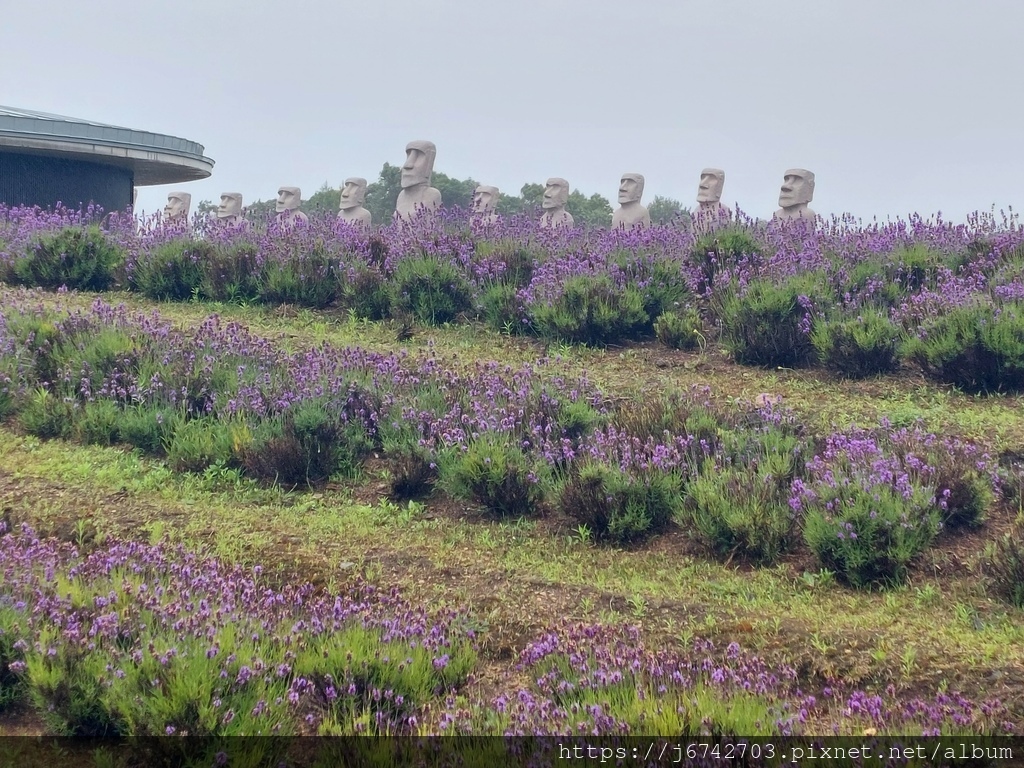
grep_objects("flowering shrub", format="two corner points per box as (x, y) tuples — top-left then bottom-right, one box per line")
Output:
(793, 431), (943, 587)
(719, 276), (824, 368)
(14, 225), (124, 292)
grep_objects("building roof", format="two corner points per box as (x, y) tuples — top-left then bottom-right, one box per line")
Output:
(0, 105), (214, 185)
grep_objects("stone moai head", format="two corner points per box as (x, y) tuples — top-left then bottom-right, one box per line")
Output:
(276, 187), (302, 213)
(543, 178), (570, 209)
(778, 169), (815, 208)
(164, 191), (191, 220)
(401, 140), (436, 189)
(217, 192), (243, 219)
(340, 178), (367, 210)
(618, 173), (645, 205)
(697, 169), (725, 204)
(473, 185), (499, 214)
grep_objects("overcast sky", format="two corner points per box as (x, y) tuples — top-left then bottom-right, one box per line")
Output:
(4, 0), (1022, 223)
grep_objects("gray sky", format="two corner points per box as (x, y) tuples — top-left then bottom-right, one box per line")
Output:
(4, 0), (1022, 222)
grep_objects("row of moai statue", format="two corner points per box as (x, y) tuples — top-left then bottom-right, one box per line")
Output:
(161, 138), (817, 229)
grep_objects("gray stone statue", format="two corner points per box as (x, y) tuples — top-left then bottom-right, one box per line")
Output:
(472, 185), (499, 225)
(164, 191), (191, 221)
(395, 140), (442, 221)
(539, 178), (573, 228)
(692, 168), (732, 233)
(611, 173), (650, 229)
(338, 177), (372, 227)
(276, 186), (308, 226)
(216, 192), (245, 226)
(774, 169), (817, 222)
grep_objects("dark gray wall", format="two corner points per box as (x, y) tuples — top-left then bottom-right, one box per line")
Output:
(0, 151), (133, 213)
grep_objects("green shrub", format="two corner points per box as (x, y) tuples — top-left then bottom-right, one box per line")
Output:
(242, 400), (373, 487)
(904, 303), (1024, 392)
(559, 462), (681, 543)
(166, 418), (236, 473)
(983, 531), (1024, 608)
(15, 226), (123, 291)
(115, 406), (179, 454)
(719, 276), (823, 368)
(802, 484), (941, 588)
(390, 256), (474, 325)
(530, 275), (648, 346)
(200, 243), (262, 303)
(480, 283), (525, 333)
(386, 444), (438, 501)
(131, 239), (210, 300)
(811, 310), (901, 378)
(348, 267), (392, 321)
(685, 463), (795, 564)
(73, 400), (121, 445)
(654, 307), (706, 351)
(443, 438), (543, 518)
(19, 388), (74, 439)
(258, 251), (340, 308)
(556, 399), (604, 440)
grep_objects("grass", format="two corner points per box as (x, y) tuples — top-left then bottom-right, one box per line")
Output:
(2, 288), (1023, 728)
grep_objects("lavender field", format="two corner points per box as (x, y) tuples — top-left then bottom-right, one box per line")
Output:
(0, 204), (1022, 762)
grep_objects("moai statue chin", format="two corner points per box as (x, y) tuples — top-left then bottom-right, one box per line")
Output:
(164, 191), (191, 222)
(692, 168), (732, 234)
(539, 178), (574, 228)
(471, 185), (499, 226)
(395, 140), (442, 222)
(338, 177), (372, 228)
(276, 186), (308, 226)
(774, 169), (817, 223)
(611, 173), (651, 229)
(216, 192), (247, 227)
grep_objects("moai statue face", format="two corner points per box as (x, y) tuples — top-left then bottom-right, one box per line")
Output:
(778, 169), (815, 208)
(217, 193), (243, 219)
(697, 169), (725, 204)
(340, 178), (367, 210)
(473, 185), (499, 214)
(401, 140), (436, 189)
(276, 187), (302, 213)
(164, 191), (191, 220)
(618, 173), (645, 204)
(543, 178), (569, 209)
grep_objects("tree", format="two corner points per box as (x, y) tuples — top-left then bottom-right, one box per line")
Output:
(431, 171), (478, 211)
(566, 191), (613, 228)
(305, 182), (341, 216)
(196, 199), (216, 216)
(648, 195), (691, 227)
(364, 163), (403, 225)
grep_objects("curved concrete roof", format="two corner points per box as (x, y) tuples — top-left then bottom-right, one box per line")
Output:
(0, 106), (214, 185)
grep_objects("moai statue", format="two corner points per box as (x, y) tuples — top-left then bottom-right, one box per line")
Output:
(276, 186), (308, 226)
(338, 177), (372, 227)
(395, 140), (442, 221)
(471, 185), (500, 226)
(774, 169), (817, 223)
(216, 192), (246, 227)
(611, 173), (651, 229)
(164, 191), (191, 222)
(692, 168), (732, 233)
(539, 178), (573, 228)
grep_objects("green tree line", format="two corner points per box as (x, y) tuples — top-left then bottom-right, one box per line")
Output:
(201, 165), (690, 227)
